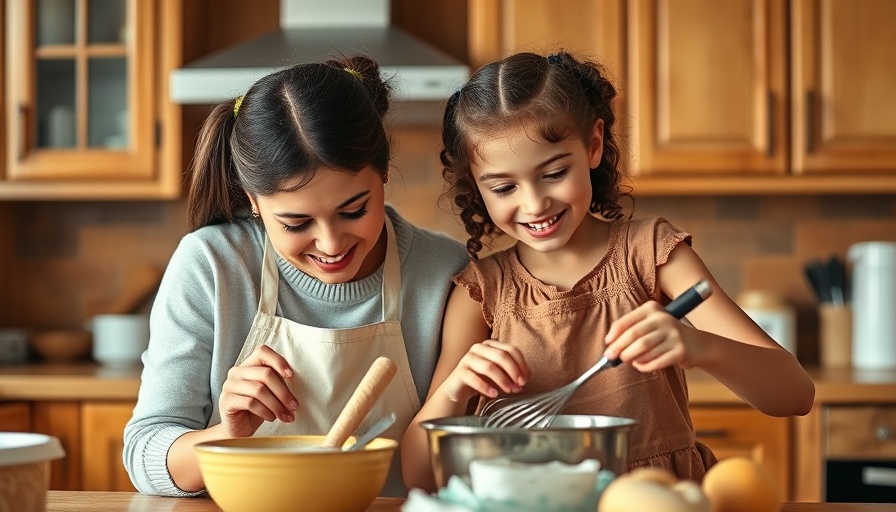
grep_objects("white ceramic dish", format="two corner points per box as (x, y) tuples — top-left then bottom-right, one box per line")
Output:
(0, 432), (65, 512)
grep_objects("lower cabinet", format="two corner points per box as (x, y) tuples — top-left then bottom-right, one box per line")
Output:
(690, 406), (791, 500)
(0, 400), (137, 491)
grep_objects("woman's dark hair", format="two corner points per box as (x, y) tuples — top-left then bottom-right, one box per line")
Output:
(441, 51), (630, 257)
(187, 55), (392, 231)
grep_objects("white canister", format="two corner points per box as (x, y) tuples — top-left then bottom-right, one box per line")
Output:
(848, 241), (896, 370)
(89, 314), (150, 367)
(738, 290), (797, 356)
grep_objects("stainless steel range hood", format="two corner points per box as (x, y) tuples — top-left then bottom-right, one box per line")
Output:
(170, 0), (469, 105)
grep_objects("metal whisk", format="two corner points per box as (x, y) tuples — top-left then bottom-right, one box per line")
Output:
(480, 279), (713, 429)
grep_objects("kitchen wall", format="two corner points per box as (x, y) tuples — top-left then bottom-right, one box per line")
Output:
(2, 124), (896, 365)
(3, 1), (895, 365)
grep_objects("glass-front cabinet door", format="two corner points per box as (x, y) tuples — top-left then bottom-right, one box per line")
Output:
(5, 0), (156, 181)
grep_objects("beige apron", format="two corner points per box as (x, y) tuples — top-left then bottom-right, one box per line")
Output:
(234, 218), (420, 496)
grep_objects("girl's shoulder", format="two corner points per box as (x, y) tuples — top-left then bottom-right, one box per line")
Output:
(611, 216), (691, 248)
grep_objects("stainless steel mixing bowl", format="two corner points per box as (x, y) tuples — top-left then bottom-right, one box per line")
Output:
(419, 414), (636, 488)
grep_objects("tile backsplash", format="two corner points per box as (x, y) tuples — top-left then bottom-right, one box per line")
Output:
(3, 127), (896, 365)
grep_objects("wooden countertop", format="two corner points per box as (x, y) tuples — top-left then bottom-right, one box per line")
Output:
(45, 491), (896, 511)
(3, 363), (896, 404)
(0, 363), (141, 400)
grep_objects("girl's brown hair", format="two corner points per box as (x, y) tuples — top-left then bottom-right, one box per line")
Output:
(187, 55), (392, 231)
(441, 51), (630, 257)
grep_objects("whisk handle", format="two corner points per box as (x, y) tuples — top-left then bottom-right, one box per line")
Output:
(665, 279), (713, 319)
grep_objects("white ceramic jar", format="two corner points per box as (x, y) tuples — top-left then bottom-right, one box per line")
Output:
(88, 314), (150, 367)
(848, 241), (896, 370)
(738, 290), (797, 356)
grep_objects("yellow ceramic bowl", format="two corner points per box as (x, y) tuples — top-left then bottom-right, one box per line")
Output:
(195, 434), (396, 512)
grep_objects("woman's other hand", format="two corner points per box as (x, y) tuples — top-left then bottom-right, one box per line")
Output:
(219, 344), (299, 437)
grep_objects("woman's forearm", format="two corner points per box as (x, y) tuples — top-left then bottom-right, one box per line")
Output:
(166, 423), (231, 493)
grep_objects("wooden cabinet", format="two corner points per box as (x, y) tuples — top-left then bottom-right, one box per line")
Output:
(690, 406), (791, 499)
(627, 0), (788, 178)
(791, 0), (896, 175)
(398, 0), (896, 194)
(0, 401), (31, 431)
(0, 399), (136, 492)
(2, 0), (184, 199)
(628, 0), (896, 194)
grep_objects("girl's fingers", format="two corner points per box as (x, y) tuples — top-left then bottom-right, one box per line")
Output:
(479, 340), (531, 385)
(469, 343), (528, 391)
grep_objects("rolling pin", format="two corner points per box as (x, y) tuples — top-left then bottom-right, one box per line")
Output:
(321, 357), (398, 449)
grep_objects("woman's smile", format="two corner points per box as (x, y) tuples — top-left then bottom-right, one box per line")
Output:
(307, 245), (356, 272)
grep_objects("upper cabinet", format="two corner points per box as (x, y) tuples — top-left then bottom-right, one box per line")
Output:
(630, 0), (896, 194)
(2, 0), (184, 199)
(396, 0), (896, 195)
(791, 0), (896, 175)
(627, 0), (788, 178)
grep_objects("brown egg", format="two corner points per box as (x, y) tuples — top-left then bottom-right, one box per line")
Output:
(599, 477), (693, 512)
(702, 457), (780, 512)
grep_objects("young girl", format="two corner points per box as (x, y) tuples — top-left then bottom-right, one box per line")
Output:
(123, 55), (468, 497)
(402, 51), (814, 491)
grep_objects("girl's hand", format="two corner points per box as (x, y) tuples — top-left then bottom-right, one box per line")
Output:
(218, 344), (299, 437)
(435, 340), (530, 403)
(604, 301), (703, 372)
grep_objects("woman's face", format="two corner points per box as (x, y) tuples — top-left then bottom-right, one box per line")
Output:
(249, 166), (387, 284)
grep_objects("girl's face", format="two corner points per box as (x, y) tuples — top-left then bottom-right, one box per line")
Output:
(249, 167), (387, 284)
(470, 123), (603, 254)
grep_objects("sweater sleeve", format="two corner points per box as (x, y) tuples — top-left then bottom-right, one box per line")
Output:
(122, 234), (219, 496)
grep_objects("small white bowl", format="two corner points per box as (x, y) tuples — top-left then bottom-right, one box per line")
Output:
(470, 457), (599, 509)
(0, 432), (65, 512)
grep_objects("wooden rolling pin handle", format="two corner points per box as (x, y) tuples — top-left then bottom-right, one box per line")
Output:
(321, 357), (397, 448)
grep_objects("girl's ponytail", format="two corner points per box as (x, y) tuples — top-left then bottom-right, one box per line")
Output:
(187, 97), (246, 231)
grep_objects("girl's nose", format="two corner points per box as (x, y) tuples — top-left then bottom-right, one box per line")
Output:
(521, 186), (549, 216)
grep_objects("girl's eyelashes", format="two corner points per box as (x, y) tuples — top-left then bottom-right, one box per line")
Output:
(280, 201), (369, 233)
(544, 168), (569, 180)
(490, 185), (516, 197)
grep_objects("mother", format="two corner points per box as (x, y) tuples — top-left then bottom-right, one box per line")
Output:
(123, 55), (467, 497)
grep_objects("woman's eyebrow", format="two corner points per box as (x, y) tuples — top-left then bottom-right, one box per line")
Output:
(273, 190), (371, 219)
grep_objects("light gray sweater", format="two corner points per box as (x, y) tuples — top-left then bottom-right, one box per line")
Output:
(123, 206), (468, 496)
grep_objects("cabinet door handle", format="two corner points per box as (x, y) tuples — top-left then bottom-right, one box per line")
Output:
(805, 90), (816, 154)
(877, 425), (893, 442)
(863, 466), (896, 487)
(17, 104), (27, 162)
(766, 91), (775, 157)
(695, 429), (728, 438)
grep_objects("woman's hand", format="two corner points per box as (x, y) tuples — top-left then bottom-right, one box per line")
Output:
(218, 344), (299, 437)
(434, 340), (531, 403)
(604, 301), (704, 372)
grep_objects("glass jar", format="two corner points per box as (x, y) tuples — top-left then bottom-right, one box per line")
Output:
(737, 290), (797, 356)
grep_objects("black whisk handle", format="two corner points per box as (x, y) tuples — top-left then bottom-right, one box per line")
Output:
(665, 279), (713, 319)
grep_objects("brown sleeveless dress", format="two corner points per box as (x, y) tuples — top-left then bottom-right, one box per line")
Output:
(453, 216), (718, 481)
